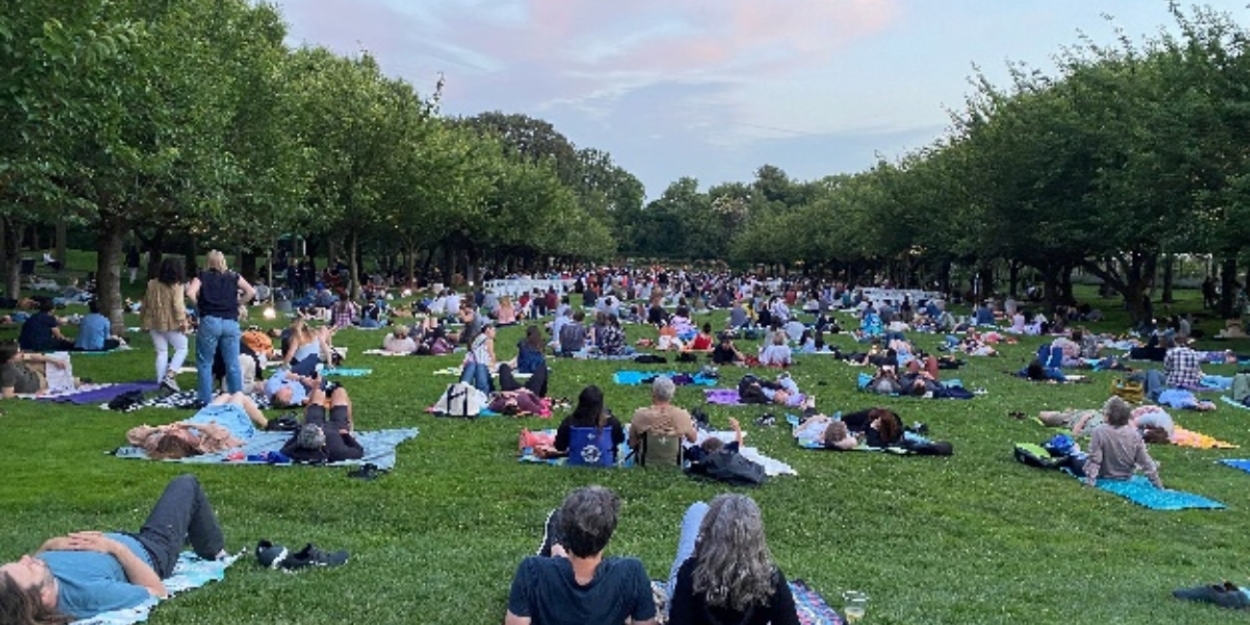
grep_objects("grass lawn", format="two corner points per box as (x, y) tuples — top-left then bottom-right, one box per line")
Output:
(2, 275), (1249, 624)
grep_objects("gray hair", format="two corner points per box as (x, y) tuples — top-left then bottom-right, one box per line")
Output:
(692, 494), (777, 611)
(1103, 396), (1132, 427)
(652, 376), (676, 402)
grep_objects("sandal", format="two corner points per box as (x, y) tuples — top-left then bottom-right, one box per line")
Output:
(1008, 411), (1025, 420)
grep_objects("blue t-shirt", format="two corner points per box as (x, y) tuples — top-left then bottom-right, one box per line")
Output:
(507, 556), (655, 625)
(75, 313), (112, 351)
(18, 312), (60, 352)
(186, 404), (258, 439)
(264, 376), (308, 406)
(45, 532), (154, 618)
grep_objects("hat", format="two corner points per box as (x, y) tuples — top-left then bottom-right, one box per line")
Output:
(296, 424), (326, 450)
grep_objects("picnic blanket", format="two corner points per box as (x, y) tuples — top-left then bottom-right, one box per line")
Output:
(614, 371), (716, 387)
(113, 428), (417, 470)
(361, 349), (412, 357)
(1066, 471), (1225, 510)
(70, 551), (240, 625)
(855, 373), (976, 399)
(30, 382), (159, 405)
(703, 389), (807, 407)
(648, 579), (843, 625)
(433, 366), (532, 379)
(1172, 426), (1238, 449)
(102, 391), (271, 413)
(1220, 395), (1250, 410)
(320, 367), (372, 377)
(1219, 459), (1250, 475)
(72, 346), (134, 356)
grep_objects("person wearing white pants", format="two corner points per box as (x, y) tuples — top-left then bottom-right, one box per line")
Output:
(140, 257), (190, 391)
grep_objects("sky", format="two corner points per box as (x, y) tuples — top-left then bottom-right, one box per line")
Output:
(274, 0), (1250, 199)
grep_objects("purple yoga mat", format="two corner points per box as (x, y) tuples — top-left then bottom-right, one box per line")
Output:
(37, 382), (160, 405)
(704, 389), (745, 406)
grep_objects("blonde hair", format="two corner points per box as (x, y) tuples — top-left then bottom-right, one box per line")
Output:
(394, 324), (409, 338)
(772, 331), (786, 346)
(205, 250), (228, 273)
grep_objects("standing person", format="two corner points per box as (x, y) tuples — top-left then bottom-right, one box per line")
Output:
(667, 494), (800, 625)
(125, 245), (142, 284)
(141, 257), (190, 391)
(186, 250), (255, 407)
(0, 475), (227, 622)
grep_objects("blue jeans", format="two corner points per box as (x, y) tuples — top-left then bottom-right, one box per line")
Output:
(666, 501), (709, 610)
(460, 363), (492, 394)
(196, 316), (242, 404)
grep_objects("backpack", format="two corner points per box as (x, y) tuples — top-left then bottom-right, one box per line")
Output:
(107, 389), (146, 412)
(1013, 442), (1066, 469)
(1231, 373), (1250, 404)
(686, 451), (768, 486)
(432, 382), (486, 418)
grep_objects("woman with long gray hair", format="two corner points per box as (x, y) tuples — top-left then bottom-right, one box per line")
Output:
(667, 493), (799, 624)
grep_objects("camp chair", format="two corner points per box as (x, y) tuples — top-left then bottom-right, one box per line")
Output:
(637, 430), (684, 468)
(567, 426), (616, 467)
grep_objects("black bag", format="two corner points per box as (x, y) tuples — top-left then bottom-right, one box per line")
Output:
(686, 451), (768, 486)
(265, 414), (301, 432)
(676, 352), (698, 363)
(633, 354), (668, 364)
(107, 390), (145, 412)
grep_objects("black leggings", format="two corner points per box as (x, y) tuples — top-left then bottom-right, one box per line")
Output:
(498, 363), (548, 397)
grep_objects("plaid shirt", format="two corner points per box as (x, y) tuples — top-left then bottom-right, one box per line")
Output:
(1164, 346), (1203, 389)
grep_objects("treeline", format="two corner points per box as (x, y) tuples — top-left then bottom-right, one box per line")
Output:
(2, 0), (643, 327)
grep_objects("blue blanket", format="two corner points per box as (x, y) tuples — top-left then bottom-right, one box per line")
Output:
(1070, 472), (1224, 510)
(1220, 459), (1250, 474)
(613, 371), (716, 386)
(1221, 396), (1250, 411)
(321, 367), (373, 377)
(113, 428), (417, 471)
(71, 551), (239, 625)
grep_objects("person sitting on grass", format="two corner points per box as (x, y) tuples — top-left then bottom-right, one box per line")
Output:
(0, 475), (228, 622)
(1080, 396), (1164, 489)
(505, 486), (657, 625)
(666, 493), (800, 625)
(73, 301), (123, 352)
(544, 385), (625, 461)
(280, 385), (362, 463)
(757, 331), (792, 367)
(382, 325), (417, 354)
(685, 323), (715, 352)
(17, 299), (74, 353)
(0, 343), (72, 399)
(126, 393), (269, 459)
(629, 376), (699, 454)
(711, 332), (746, 366)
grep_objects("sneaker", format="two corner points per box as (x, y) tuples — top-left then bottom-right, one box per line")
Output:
(755, 414), (777, 427)
(537, 508), (562, 557)
(161, 375), (180, 393)
(1173, 582), (1250, 609)
(281, 543), (349, 570)
(255, 540), (289, 569)
(346, 463), (383, 480)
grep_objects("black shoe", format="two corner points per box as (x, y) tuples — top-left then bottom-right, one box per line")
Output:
(255, 540), (289, 569)
(537, 508), (562, 557)
(347, 463), (383, 480)
(755, 414), (777, 428)
(1173, 582), (1250, 609)
(281, 543), (349, 570)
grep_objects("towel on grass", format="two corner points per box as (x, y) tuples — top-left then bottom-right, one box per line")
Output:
(320, 367), (372, 377)
(704, 389), (747, 406)
(1067, 471), (1225, 510)
(1219, 459), (1250, 475)
(72, 346), (134, 356)
(113, 428), (417, 471)
(648, 579), (843, 625)
(102, 391), (271, 413)
(31, 382), (159, 405)
(1172, 426), (1238, 449)
(361, 349), (412, 357)
(614, 371), (716, 386)
(70, 551), (240, 625)
(1221, 395), (1250, 411)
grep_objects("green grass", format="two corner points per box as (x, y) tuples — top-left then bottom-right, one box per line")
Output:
(2, 283), (1249, 624)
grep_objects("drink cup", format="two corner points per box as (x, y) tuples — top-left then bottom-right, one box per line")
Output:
(842, 590), (868, 623)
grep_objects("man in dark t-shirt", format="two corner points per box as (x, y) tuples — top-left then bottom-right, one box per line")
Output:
(18, 301), (73, 352)
(505, 486), (656, 625)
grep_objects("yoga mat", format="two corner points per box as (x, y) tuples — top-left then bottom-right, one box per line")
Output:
(704, 389), (746, 406)
(1220, 459), (1250, 475)
(70, 551), (240, 625)
(648, 579), (844, 625)
(1071, 472), (1225, 510)
(113, 428), (417, 471)
(35, 382), (159, 405)
(613, 371), (716, 386)
(1172, 426), (1238, 449)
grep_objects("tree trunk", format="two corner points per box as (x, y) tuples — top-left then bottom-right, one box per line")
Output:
(1, 218), (22, 299)
(1161, 253), (1175, 304)
(1059, 265), (1076, 306)
(348, 232), (360, 301)
(1041, 265), (1060, 313)
(240, 251), (258, 282)
(55, 222), (67, 266)
(1008, 261), (1020, 297)
(1220, 256), (1238, 319)
(96, 216), (128, 335)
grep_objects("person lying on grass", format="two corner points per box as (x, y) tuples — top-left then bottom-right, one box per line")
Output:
(738, 373), (812, 407)
(797, 407), (905, 450)
(0, 475), (228, 622)
(505, 486), (656, 625)
(126, 393), (269, 460)
(684, 417), (744, 463)
(1078, 396), (1164, 489)
(0, 342), (75, 399)
(280, 385), (362, 464)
